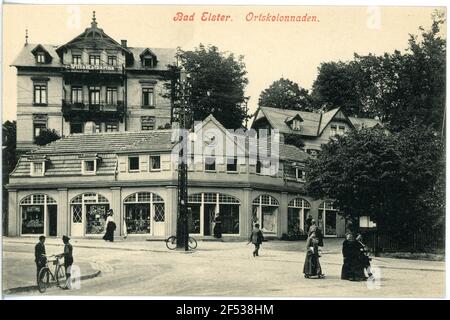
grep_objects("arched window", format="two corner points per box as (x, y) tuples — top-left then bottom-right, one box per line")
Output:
(187, 193), (240, 235)
(70, 192), (110, 236)
(252, 194), (279, 234)
(123, 192), (165, 236)
(318, 200), (338, 236)
(20, 194), (57, 235)
(288, 198), (311, 234)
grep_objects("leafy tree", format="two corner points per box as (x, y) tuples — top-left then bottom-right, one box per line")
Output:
(310, 13), (446, 133)
(258, 78), (313, 111)
(35, 128), (61, 146)
(169, 44), (249, 129)
(305, 126), (444, 235)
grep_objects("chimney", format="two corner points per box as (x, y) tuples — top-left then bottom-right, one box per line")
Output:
(121, 40), (127, 48)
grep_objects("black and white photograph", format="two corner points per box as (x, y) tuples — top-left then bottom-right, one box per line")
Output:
(0, 1), (447, 301)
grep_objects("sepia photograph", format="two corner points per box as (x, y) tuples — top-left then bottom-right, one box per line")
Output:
(0, 2), (447, 301)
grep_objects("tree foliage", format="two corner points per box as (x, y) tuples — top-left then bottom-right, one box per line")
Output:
(170, 44), (249, 129)
(310, 13), (446, 133)
(305, 126), (444, 235)
(2, 121), (17, 234)
(258, 78), (313, 111)
(35, 128), (61, 146)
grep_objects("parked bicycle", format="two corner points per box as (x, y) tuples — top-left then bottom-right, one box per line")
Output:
(37, 254), (66, 293)
(165, 235), (197, 250)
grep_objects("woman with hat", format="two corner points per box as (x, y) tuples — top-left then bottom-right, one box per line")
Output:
(103, 209), (116, 242)
(303, 231), (325, 279)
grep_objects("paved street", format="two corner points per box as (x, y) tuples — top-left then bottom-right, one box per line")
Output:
(2, 237), (445, 298)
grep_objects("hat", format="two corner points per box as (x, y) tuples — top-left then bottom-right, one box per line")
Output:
(62, 235), (70, 242)
(39, 235), (46, 241)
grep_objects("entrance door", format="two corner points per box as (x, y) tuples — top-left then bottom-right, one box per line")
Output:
(48, 205), (57, 237)
(203, 204), (215, 236)
(71, 204), (84, 237)
(324, 211), (337, 236)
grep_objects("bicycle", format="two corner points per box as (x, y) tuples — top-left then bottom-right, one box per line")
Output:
(165, 235), (197, 250)
(37, 254), (66, 293)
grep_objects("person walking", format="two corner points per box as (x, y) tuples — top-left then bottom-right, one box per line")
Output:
(248, 223), (264, 257)
(34, 235), (47, 282)
(303, 232), (325, 279)
(341, 233), (366, 281)
(103, 209), (116, 242)
(60, 235), (73, 290)
(356, 233), (374, 280)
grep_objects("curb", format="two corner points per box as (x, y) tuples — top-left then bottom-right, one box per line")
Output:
(3, 270), (101, 295)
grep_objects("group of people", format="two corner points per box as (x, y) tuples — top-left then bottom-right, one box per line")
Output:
(247, 216), (374, 282)
(35, 235), (74, 290)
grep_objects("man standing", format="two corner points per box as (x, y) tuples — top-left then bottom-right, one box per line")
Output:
(61, 235), (74, 289)
(34, 235), (46, 281)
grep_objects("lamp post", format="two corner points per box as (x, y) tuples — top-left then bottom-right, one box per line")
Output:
(176, 68), (190, 251)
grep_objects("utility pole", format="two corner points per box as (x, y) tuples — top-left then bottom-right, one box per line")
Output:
(176, 68), (190, 251)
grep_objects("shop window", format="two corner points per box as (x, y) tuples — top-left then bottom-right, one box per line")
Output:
(150, 155), (161, 171)
(123, 192), (165, 235)
(33, 85), (47, 105)
(128, 156), (140, 171)
(154, 203), (165, 222)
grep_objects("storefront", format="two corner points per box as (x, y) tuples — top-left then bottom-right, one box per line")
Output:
(20, 194), (57, 236)
(188, 192), (240, 236)
(287, 197), (311, 234)
(123, 192), (165, 236)
(252, 194), (279, 234)
(318, 200), (338, 236)
(70, 192), (110, 237)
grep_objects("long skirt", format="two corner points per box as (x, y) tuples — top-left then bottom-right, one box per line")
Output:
(103, 223), (115, 242)
(303, 252), (322, 277)
(213, 223), (222, 238)
(341, 258), (366, 281)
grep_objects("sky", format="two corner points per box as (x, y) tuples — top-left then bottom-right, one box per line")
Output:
(1, 5), (446, 121)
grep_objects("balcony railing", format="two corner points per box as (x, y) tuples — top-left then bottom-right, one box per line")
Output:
(62, 100), (125, 122)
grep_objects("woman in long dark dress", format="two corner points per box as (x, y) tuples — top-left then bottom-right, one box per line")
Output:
(213, 213), (222, 238)
(341, 233), (366, 281)
(303, 232), (324, 279)
(356, 234), (374, 280)
(103, 209), (116, 242)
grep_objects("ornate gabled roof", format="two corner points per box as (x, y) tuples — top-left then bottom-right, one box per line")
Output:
(55, 11), (131, 57)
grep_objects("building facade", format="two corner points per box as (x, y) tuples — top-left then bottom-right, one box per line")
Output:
(12, 13), (175, 153)
(7, 115), (347, 239)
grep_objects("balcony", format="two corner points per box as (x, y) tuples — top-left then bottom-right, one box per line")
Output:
(62, 100), (125, 122)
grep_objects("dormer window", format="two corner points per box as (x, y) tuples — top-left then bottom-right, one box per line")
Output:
(83, 160), (96, 174)
(31, 161), (45, 176)
(36, 53), (45, 63)
(286, 114), (303, 131)
(296, 168), (306, 182)
(143, 57), (153, 67)
(140, 49), (158, 68)
(292, 119), (302, 131)
(80, 154), (99, 175)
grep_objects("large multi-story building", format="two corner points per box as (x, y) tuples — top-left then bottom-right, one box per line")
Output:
(12, 13), (175, 153)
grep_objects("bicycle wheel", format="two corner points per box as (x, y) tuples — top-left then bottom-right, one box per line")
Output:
(165, 236), (177, 250)
(38, 268), (50, 293)
(56, 265), (66, 287)
(188, 237), (197, 250)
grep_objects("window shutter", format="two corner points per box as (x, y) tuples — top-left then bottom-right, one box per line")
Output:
(140, 155), (148, 172)
(118, 157), (127, 172)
